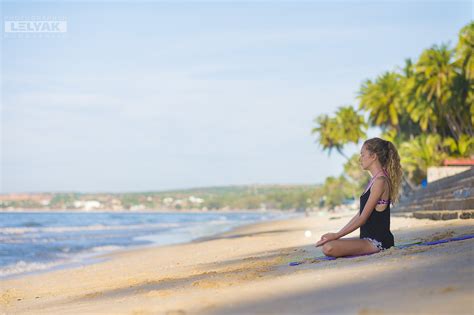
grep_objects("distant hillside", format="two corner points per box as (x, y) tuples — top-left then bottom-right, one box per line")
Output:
(0, 184), (324, 212)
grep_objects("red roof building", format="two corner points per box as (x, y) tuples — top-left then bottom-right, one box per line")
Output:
(443, 159), (474, 166)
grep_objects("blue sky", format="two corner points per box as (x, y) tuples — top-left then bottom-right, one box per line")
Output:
(1, 1), (472, 193)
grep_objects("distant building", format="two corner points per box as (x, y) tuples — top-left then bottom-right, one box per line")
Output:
(189, 196), (204, 204)
(163, 197), (174, 206)
(40, 199), (50, 206)
(74, 200), (102, 211)
(427, 159), (474, 183)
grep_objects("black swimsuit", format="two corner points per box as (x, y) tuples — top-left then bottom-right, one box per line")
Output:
(359, 188), (395, 250)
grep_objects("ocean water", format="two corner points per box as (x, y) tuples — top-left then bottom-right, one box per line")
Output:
(0, 211), (300, 279)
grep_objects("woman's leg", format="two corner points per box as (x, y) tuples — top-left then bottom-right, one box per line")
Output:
(322, 238), (380, 257)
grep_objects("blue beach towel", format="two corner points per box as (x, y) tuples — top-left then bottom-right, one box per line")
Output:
(288, 234), (474, 266)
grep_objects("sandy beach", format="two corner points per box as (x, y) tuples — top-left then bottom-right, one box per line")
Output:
(1, 211), (473, 315)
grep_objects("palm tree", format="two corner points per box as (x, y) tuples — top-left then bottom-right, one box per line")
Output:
(407, 44), (464, 139)
(455, 22), (474, 132)
(311, 106), (367, 160)
(399, 134), (447, 184)
(404, 93), (438, 133)
(334, 106), (367, 145)
(401, 58), (415, 78)
(443, 134), (474, 157)
(311, 114), (345, 158)
(456, 22), (474, 80)
(358, 71), (404, 132)
(396, 58), (423, 139)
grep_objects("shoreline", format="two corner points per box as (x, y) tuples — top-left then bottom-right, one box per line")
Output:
(0, 210), (303, 281)
(0, 208), (294, 213)
(2, 212), (473, 314)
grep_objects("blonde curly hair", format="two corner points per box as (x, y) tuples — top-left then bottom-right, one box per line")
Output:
(364, 137), (403, 203)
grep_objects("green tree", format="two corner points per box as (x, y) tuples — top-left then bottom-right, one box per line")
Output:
(443, 134), (474, 157)
(406, 44), (466, 139)
(311, 114), (345, 157)
(343, 154), (370, 197)
(321, 175), (354, 209)
(456, 22), (474, 80)
(358, 72), (404, 132)
(399, 134), (448, 184)
(455, 22), (474, 130)
(312, 106), (366, 159)
(334, 106), (368, 144)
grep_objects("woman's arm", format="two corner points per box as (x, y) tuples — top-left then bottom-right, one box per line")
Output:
(335, 214), (364, 239)
(337, 213), (360, 235)
(316, 213), (361, 246)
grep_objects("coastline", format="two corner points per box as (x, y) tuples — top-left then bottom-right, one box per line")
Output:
(1, 211), (473, 314)
(0, 208), (295, 213)
(0, 210), (301, 281)
(0, 209), (293, 213)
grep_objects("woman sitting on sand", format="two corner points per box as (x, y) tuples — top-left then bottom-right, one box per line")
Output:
(315, 137), (402, 257)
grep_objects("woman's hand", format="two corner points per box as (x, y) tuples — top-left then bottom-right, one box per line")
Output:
(315, 233), (339, 247)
